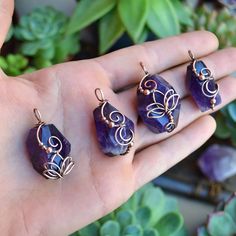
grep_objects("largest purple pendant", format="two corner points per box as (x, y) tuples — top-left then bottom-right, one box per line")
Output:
(137, 74), (181, 133)
(26, 124), (74, 179)
(186, 60), (221, 112)
(93, 102), (134, 156)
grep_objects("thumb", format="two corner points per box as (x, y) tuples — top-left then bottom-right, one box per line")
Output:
(0, 0), (14, 49)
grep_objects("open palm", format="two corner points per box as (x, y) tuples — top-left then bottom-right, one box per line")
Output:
(1, 2), (236, 236)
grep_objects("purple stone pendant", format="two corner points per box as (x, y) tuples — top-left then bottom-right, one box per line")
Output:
(186, 50), (221, 111)
(93, 88), (134, 156)
(137, 63), (181, 133)
(26, 109), (74, 179)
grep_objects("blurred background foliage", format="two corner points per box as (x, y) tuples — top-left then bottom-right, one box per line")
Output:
(1, 0), (236, 235)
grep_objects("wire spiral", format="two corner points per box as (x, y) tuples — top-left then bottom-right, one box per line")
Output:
(36, 124), (75, 179)
(139, 75), (180, 132)
(100, 102), (134, 150)
(193, 60), (219, 109)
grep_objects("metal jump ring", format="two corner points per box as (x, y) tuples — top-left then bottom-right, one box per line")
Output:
(95, 88), (106, 103)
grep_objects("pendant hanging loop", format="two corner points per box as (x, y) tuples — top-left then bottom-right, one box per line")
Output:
(95, 88), (107, 103)
(140, 62), (149, 75)
(188, 50), (195, 61)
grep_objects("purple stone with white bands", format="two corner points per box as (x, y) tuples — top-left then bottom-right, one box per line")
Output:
(186, 60), (221, 112)
(26, 124), (74, 179)
(93, 102), (134, 156)
(137, 74), (181, 133)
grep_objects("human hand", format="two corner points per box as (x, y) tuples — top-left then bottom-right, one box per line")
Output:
(1, 1), (236, 235)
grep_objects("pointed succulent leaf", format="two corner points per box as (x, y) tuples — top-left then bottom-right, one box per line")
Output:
(99, 8), (125, 54)
(171, 0), (193, 26)
(67, 0), (116, 34)
(118, 0), (148, 43)
(147, 0), (180, 38)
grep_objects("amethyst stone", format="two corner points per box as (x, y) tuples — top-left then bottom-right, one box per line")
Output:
(93, 102), (134, 156)
(27, 124), (74, 179)
(137, 74), (181, 133)
(198, 144), (236, 182)
(186, 60), (221, 112)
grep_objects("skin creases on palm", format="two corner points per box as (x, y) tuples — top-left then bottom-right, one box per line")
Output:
(0, 15), (236, 236)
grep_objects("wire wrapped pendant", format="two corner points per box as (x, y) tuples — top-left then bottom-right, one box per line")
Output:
(137, 63), (181, 133)
(26, 109), (74, 179)
(186, 50), (221, 111)
(93, 88), (134, 156)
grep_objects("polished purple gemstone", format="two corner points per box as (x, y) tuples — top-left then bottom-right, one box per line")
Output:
(26, 124), (71, 176)
(198, 144), (236, 182)
(187, 60), (221, 112)
(93, 102), (134, 156)
(137, 74), (181, 133)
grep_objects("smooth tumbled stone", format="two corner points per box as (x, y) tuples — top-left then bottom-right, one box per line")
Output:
(93, 102), (134, 156)
(186, 60), (221, 112)
(137, 74), (181, 133)
(26, 124), (71, 177)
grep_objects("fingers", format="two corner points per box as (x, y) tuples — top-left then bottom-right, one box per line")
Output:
(96, 31), (219, 90)
(136, 75), (236, 150)
(0, 0), (14, 49)
(133, 115), (216, 189)
(157, 47), (236, 98)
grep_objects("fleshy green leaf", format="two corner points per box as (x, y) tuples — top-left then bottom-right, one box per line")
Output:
(67, 0), (116, 35)
(141, 187), (165, 224)
(215, 113), (231, 139)
(0, 57), (8, 70)
(116, 210), (135, 229)
(99, 8), (125, 54)
(143, 228), (160, 236)
(20, 41), (41, 56)
(137, 27), (149, 44)
(171, 0), (193, 26)
(99, 212), (115, 225)
(79, 222), (100, 236)
(136, 207), (152, 227)
(122, 224), (143, 236)
(225, 194), (236, 223)
(155, 212), (184, 236)
(147, 0), (180, 38)
(100, 220), (120, 236)
(228, 103), (236, 122)
(118, 0), (148, 43)
(207, 212), (236, 236)
(55, 35), (80, 63)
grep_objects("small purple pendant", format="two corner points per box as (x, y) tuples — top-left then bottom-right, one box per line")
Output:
(26, 109), (74, 179)
(186, 50), (221, 112)
(93, 89), (134, 156)
(137, 64), (181, 133)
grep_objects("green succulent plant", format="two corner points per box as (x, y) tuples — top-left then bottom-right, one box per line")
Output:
(14, 6), (79, 69)
(0, 54), (35, 76)
(67, 0), (193, 54)
(197, 193), (236, 236)
(70, 184), (187, 236)
(187, 5), (236, 48)
(215, 101), (236, 146)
